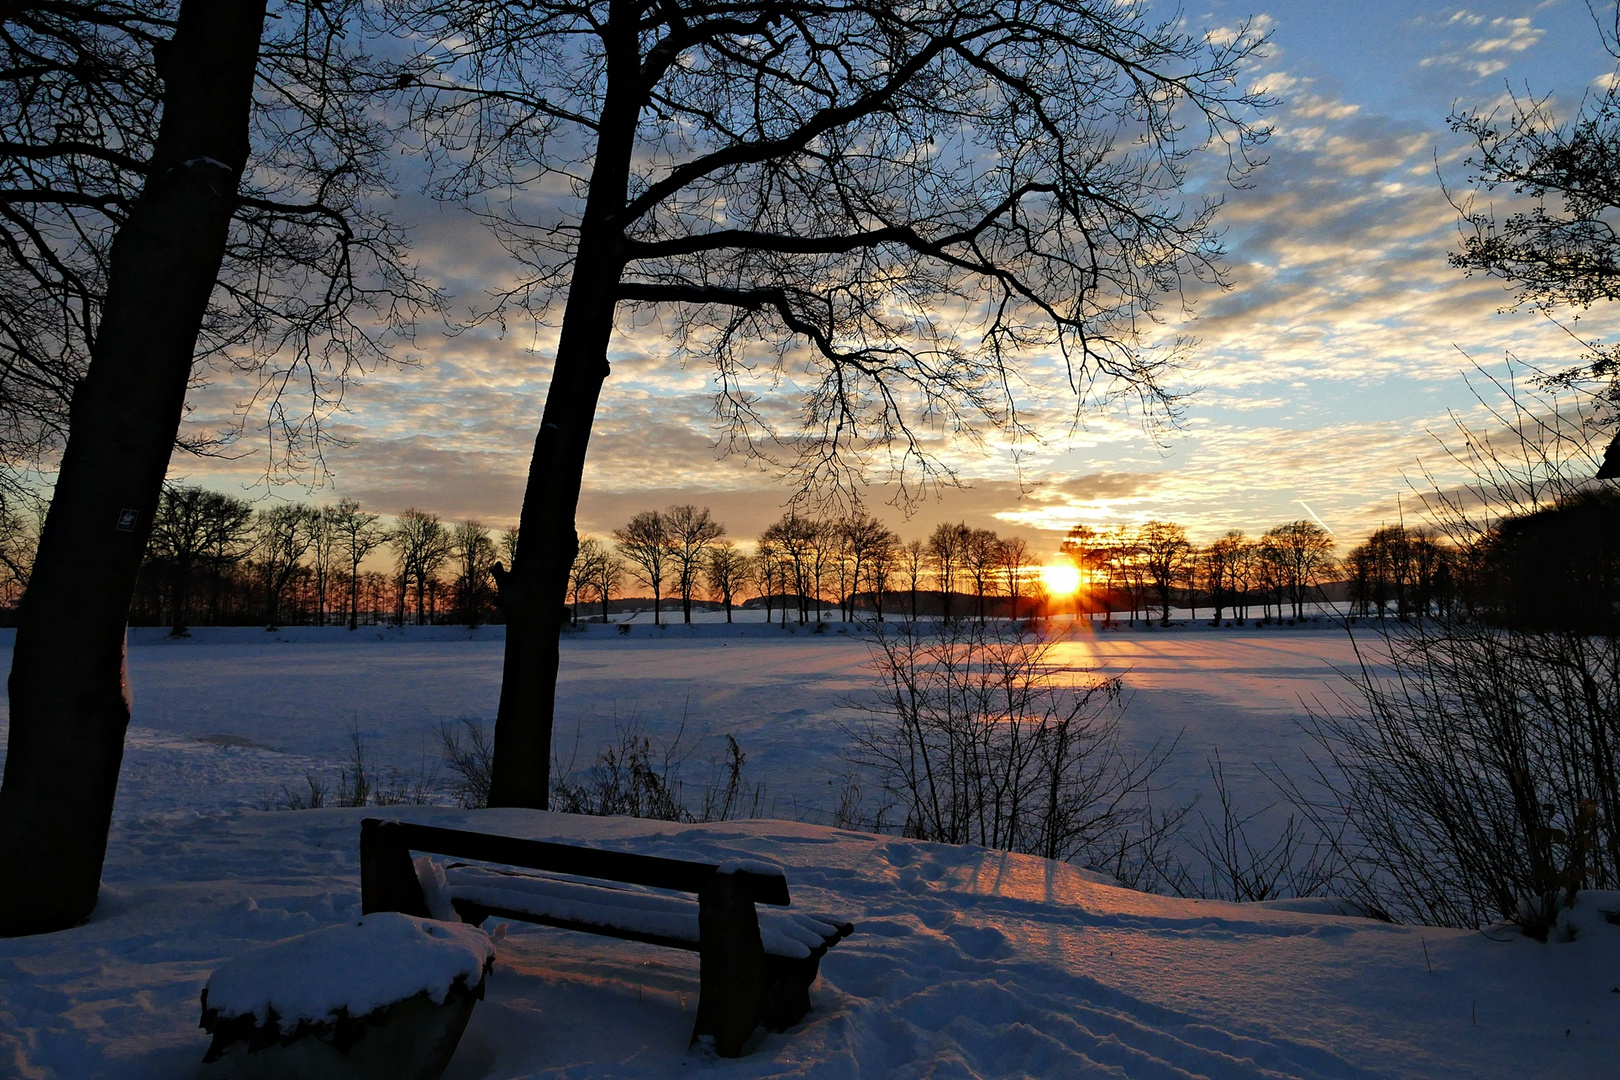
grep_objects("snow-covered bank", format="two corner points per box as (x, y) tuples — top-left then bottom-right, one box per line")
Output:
(2, 806), (1616, 1079)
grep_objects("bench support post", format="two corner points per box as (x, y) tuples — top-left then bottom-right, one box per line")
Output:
(760, 954), (821, 1032)
(360, 818), (430, 917)
(692, 872), (767, 1057)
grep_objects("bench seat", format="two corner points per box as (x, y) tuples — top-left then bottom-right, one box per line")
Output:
(442, 863), (853, 959)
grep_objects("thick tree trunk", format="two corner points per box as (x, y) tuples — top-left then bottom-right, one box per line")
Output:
(0, 0), (265, 936)
(488, 248), (621, 807)
(488, 11), (640, 809)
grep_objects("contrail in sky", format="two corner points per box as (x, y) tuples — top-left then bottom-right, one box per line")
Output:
(1297, 500), (1334, 535)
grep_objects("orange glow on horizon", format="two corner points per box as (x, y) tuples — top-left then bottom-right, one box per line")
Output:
(1040, 563), (1081, 597)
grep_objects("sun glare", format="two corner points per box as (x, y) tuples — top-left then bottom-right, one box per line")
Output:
(1040, 563), (1081, 597)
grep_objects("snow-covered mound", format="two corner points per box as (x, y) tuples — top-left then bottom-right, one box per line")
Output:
(202, 911), (494, 1027)
(2, 806), (1617, 1079)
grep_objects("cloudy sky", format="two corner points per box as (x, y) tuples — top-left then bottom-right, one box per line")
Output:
(177, 0), (1620, 558)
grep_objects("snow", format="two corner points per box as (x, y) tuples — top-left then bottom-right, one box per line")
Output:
(444, 863), (704, 946)
(438, 863), (844, 959)
(716, 858), (788, 879)
(416, 856), (459, 923)
(202, 911), (494, 1025)
(1, 621), (1617, 1078)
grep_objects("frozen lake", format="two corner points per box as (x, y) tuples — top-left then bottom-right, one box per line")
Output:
(0, 617), (1380, 826)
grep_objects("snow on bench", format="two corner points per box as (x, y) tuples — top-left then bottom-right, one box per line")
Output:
(440, 863), (850, 960)
(359, 818), (854, 1057)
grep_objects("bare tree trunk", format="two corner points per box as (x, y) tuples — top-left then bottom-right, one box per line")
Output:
(489, 255), (618, 806)
(0, 0), (265, 936)
(488, 15), (638, 809)
(169, 560), (193, 637)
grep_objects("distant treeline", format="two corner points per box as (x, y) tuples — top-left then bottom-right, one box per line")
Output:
(0, 487), (511, 631)
(587, 509), (1340, 628)
(0, 485), (1612, 632)
(1069, 495), (1620, 632)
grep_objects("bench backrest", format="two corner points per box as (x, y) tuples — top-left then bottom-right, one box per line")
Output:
(360, 818), (792, 915)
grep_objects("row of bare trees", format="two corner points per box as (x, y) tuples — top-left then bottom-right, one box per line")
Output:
(1060, 519), (1341, 625)
(572, 509), (1047, 627)
(573, 511), (1059, 627)
(112, 486), (515, 632)
(577, 508), (1387, 629)
(4, 495), (1481, 632)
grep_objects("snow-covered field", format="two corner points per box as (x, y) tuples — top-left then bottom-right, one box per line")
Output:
(2, 619), (1617, 1079)
(2, 615), (1380, 824)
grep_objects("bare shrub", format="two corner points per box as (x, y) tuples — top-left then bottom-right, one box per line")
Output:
(550, 717), (762, 823)
(848, 620), (1185, 878)
(263, 774), (329, 811)
(263, 727), (437, 811)
(1183, 751), (1343, 902)
(1284, 368), (1620, 938)
(334, 727), (438, 807)
(1289, 623), (1619, 937)
(438, 718), (495, 809)
(831, 772), (865, 831)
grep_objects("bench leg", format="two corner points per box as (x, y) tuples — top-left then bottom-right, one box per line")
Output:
(692, 875), (766, 1057)
(360, 818), (430, 917)
(760, 953), (822, 1031)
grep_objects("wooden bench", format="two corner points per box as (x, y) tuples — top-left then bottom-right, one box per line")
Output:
(359, 818), (853, 1057)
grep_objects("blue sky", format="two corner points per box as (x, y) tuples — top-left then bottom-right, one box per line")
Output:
(175, 0), (1620, 557)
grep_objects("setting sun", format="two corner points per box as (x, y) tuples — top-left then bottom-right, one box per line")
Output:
(1040, 563), (1081, 597)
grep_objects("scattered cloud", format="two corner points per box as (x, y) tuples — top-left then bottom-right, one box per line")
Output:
(1421, 12), (1546, 78)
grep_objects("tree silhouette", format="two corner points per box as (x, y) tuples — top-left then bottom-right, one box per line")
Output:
(331, 498), (386, 631)
(864, 528), (902, 621)
(403, 0), (1271, 806)
(147, 486), (254, 636)
(664, 505), (725, 623)
(962, 527), (1001, 622)
(257, 503), (315, 628)
(703, 540), (750, 623)
(451, 520), (498, 627)
(1262, 520), (1334, 620)
(569, 537), (607, 625)
(391, 509), (453, 625)
(762, 513), (819, 624)
(614, 510), (672, 625)
(1138, 520), (1191, 625)
(929, 522), (972, 622)
(997, 537), (1034, 620)
(1447, 1), (1620, 429)
(0, 0), (436, 935)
